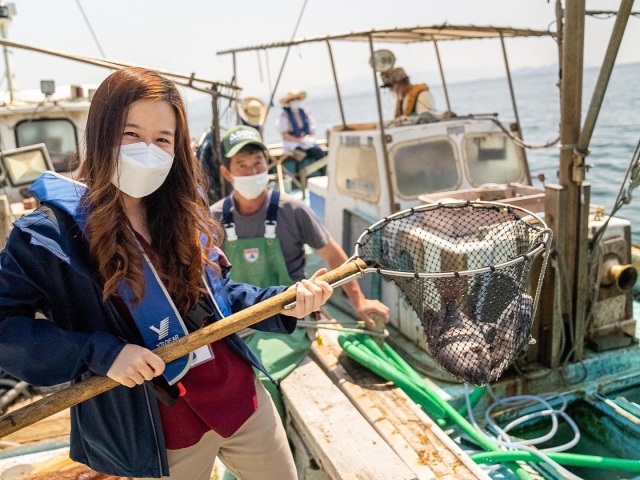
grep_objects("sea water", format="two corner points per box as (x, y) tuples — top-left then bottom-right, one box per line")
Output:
(189, 62), (640, 243)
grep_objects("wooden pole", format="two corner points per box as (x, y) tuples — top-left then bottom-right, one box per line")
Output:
(0, 259), (366, 438)
(556, 0), (590, 360)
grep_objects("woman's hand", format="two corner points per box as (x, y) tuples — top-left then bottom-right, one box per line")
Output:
(107, 344), (165, 388)
(286, 268), (333, 318)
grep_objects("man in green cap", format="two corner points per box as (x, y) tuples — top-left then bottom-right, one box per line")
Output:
(211, 125), (389, 416)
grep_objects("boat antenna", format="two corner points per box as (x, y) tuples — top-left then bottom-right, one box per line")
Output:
(75, 0), (106, 58)
(263, 0), (308, 121)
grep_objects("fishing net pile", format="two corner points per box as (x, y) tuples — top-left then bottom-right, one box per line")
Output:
(355, 201), (551, 385)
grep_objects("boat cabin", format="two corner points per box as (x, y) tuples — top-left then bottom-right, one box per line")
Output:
(0, 84), (91, 202)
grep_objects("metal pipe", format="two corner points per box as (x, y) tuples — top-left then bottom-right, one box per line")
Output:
(232, 52), (237, 87)
(577, 0), (634, 156)
(0, 7), (16, 104)
(368, 34), (398, 214)
(432, 39), (451, 112)
(0, 37), (240, 91)
(499, 32), (522, 130)
(231, 52), (239, 120)
(499, 31), (530, 184)
(0, 24), (15, 103)
(210, 86), (225, 198)
(325, 39), (347, 129)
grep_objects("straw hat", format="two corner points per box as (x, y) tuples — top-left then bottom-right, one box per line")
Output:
(238, 97), (268, 126)
(280, 89), (307, 105)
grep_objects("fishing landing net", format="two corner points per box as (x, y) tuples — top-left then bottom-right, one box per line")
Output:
(351, 201), (551, 385)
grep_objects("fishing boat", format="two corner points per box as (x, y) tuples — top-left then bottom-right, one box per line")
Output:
(0, 3), (241, 251)
(215, 3), (640, 479)
(1, 2), (640, 480)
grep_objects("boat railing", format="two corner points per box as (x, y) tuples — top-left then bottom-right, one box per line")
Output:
(266, 140), (329, 196)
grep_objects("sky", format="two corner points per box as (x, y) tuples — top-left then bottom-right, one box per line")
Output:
(1, 0), (639, 105)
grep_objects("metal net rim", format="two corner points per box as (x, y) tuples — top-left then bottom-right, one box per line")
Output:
(356, 242), (547, 279)
(353, 199), (552, 279)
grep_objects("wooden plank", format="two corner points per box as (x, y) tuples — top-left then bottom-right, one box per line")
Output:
(281, 357), (419, 480)
(3, 397), (70, 445)
(308, 325), (489, 480)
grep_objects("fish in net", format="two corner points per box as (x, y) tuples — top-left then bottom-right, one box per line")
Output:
(353, 201), (551, 385)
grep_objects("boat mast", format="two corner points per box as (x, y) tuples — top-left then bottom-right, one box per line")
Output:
(0, 2), (16, 104)
(543, 0), (635, 364)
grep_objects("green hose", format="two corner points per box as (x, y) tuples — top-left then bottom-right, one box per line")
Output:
(339, 337), (445, 419)
(338, 331), (640, 478)
(471, 451), (640, 473)
(338, 332), (532, 480)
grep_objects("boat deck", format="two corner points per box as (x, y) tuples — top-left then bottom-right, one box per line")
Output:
(281, 316), (488, 479)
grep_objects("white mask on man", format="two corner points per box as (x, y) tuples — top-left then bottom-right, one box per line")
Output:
(231, 171), (269, 200)
(112, 142), (174, 198)
(289, 100), (300, 110)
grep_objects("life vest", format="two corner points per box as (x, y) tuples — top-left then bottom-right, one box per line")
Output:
(28, 172), (230, 385)
(283, 106), (311, 137)
(395, 83), (429, 117)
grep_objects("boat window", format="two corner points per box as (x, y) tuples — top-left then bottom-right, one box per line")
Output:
(391, 137), (459, 199)
(15, 119), (79, 173)
(335, 144), (380, 202)
(463, 132), (523, 186)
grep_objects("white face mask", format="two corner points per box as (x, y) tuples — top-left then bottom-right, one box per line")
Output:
(112, 142), (174, 198)
(231, 171), (269, 200)
(289, 101), (300, 110)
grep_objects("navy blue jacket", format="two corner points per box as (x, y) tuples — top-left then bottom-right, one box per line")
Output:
(0, 197), (295, 477)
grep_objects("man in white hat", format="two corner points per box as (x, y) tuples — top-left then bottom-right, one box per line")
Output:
(275, 89), (326, 175)
(382, 67), (436, 118)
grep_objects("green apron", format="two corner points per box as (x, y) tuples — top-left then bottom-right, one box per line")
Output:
(222, 191), (311, 419)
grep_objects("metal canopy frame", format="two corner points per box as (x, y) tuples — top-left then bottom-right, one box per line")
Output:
(218, 23), (555, 214)
(216, 24), (554, 54)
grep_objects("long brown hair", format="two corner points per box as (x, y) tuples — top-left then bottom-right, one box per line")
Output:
(78, 67), (222, 314)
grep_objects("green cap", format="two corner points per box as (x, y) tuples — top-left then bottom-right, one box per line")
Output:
(222, 125), (266, 158)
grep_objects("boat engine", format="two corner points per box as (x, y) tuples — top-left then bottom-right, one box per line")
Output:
(587, 214), (638, 351)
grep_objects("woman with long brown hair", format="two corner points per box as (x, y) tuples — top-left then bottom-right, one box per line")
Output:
(0, 67), (332, 480)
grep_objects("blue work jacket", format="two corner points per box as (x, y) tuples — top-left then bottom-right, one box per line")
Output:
(0, 178), (295, 478)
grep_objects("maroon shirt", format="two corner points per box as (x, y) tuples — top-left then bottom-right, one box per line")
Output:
(158, 339), (258, 448)
(113, 232), (258, 449)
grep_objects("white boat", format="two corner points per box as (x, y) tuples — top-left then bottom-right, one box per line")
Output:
(217, 5), (640, 480)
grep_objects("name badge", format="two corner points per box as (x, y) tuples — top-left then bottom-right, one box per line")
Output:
(191, 345), (214, 367)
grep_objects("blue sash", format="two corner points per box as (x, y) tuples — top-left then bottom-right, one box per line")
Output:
(28, 172), (202, 384)
(283, 106), (310, 137)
